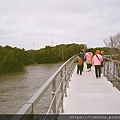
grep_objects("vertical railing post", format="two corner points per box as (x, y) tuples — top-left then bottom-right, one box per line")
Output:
(112, 61), (114, 86)
(107, 61), (110, 80)
(71, 60), (74, 76)
(30, 104), (34, 120)
(68, 61), (71, 82)
(70, 60), (72, 77)
(69, 61), (72, 81)
(71, 59), (75, 77)
(65, 64), (67, 97)
(67, 63), (70, 87)
(60, 69), (64, 113)
(52, 79), (56, 113)
(103, 58), (105, 77)
(103, 63), (105, 76)
(113, 61), (115, 80)
(118, 63), (120, 78)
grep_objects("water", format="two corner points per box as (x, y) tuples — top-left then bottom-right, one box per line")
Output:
(0, 63), (63, 114)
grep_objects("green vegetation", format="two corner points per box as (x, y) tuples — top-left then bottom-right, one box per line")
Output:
(0, 43), (111, 74)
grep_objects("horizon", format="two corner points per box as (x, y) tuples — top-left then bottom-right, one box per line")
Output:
(0, 42), (107, 51)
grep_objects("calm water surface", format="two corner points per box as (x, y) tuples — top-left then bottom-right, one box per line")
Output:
(0, 63), (63, 114)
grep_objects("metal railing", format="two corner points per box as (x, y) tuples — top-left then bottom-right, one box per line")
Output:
(12, 55), (77, 120)
(103, 57), (120, 90)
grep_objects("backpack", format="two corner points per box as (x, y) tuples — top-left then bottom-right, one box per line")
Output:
(77, 57), (83, 65)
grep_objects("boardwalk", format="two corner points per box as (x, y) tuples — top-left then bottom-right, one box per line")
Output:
(12, 56), (120, 120)
(63, 64), (120, 114)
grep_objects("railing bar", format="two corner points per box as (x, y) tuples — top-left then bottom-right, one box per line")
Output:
(56, 93), (63, 111)
(46, 76), (64, 114)
(12, 54), (79, 117)
(47, 60), (76, 113)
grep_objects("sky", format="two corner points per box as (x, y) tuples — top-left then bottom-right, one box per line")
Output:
(0, 0), (120, 50)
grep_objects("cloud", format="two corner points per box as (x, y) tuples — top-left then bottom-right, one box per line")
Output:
(0, 0), (120, 49)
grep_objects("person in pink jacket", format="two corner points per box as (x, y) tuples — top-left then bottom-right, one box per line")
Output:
(84, 50), (93, 72)
(92, 50), (103, 78)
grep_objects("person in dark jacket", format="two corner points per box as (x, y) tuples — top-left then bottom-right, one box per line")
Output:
(79, 51), (85, 71)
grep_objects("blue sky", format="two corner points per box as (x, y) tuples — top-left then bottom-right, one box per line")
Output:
(0, 0), (120, 50)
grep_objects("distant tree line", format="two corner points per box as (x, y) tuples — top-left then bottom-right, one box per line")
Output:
(0, 43), (110, 74)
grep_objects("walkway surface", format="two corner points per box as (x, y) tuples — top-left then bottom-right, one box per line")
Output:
(63, 64), (120, 114)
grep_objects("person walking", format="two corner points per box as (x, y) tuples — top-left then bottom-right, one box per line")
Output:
(79, 51), (85, 71)
(74, 55), (83, 75)
(84, 50), (93, 72)
(92, 50), (103, 78)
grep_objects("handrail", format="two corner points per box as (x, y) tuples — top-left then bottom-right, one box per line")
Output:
(12, 55), (78, 120)
(103, 56), (120, 90)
